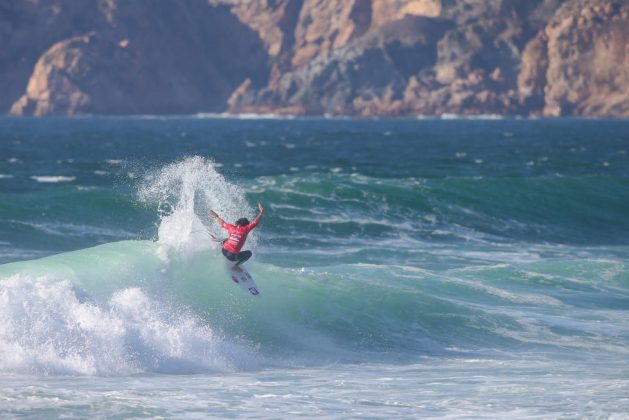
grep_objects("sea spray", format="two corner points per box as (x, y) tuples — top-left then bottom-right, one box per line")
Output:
(137, 156), (258, 261)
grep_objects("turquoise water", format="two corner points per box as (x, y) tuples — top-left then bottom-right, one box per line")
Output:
(0, 116), (628, 417)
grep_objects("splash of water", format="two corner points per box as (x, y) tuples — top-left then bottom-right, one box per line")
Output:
(137, 156), (256, 261)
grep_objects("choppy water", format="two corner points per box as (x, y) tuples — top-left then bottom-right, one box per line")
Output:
(1, 116), (628, 418)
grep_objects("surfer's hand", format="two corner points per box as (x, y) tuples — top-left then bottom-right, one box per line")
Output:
(258, 203), (264, 213)
(210, 210), (218, 218)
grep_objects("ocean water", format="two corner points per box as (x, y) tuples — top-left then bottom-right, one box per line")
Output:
(0, 116), (628, 418)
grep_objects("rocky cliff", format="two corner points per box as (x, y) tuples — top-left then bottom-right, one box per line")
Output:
(4, 0), (268, 115)
(519, 0), (629, 116)
(3, 0), (628, 117)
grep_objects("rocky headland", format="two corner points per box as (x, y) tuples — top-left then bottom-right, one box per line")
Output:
(2, 0), (628, 117)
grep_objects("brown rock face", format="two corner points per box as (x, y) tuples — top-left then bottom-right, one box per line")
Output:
(371, 0), (441, 26)
(229, 14), (454, 116)
(10, 35), (95, 116)
(290, 0), (372, 68)
(217, 0), (300, 57)
(8, 0), (269, 115)
(231, 0), (543, 116)
(3, 0), (629, 116)
(0, 0), (100, 113)
(540, 0), (629, 116)
(517, 32), (549, 113)
(231, 0), (629, 117)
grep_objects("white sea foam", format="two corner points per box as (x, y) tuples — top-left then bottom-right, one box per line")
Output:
(0, 275), (248, 376)
(194, 112), (296, 120)
(440, 113), (505, 120)
(30, 176), (76, 183)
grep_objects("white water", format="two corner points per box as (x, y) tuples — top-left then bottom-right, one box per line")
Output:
(1, 360), (627, 418)
(0, 275), (254, 376)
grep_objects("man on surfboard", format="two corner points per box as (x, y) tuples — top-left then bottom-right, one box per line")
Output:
(209, 203), (264, 267)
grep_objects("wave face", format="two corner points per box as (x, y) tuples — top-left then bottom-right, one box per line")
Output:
(1, 238), (627, 375)
(0, 157), (259, 375)
(1, 154), (628, 376)
(250, 172), (629, 253)
(0, 118), (628, 377)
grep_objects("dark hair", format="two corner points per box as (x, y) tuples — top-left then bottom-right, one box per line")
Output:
(235, 217), (250, 226)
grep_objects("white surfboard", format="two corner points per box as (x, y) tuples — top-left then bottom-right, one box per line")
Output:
(228, 264), (260, 296)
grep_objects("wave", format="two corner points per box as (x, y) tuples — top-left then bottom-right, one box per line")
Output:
(0, 186), (145, 263)
(5, 166), (628, 253)
(0, 272), (252, 376)
(248, 172), (629, 246)
(0, 239), (627, 376)
(1, 156), (627, 376)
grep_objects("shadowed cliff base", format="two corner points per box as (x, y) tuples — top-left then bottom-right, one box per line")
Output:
(3, 0), (629, 117)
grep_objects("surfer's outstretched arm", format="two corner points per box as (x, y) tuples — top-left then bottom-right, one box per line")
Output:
(209, 210), (226, 226)
(254, 203), (265, 224)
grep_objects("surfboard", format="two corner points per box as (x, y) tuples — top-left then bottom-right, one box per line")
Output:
(228, 264), (260, 296)
(211, 232), (259, 295)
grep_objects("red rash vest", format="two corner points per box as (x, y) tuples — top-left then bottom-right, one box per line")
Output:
(221, 219), (259, 253)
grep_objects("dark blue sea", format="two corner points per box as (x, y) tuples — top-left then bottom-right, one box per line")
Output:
(1, 116), (628, 417)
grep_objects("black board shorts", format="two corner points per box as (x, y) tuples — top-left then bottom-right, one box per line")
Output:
(222, 248), (252, 264)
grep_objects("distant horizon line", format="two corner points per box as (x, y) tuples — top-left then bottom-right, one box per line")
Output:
(3, 113), (629, 121)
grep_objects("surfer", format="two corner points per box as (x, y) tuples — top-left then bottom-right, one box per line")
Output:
(209, 203), (264, 266)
